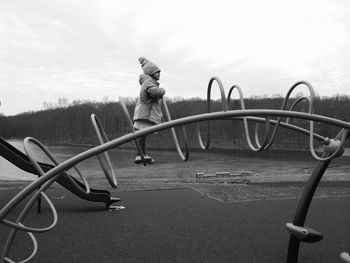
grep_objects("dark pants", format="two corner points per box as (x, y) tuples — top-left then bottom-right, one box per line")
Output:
(134, 128), (146, 155)
(138, 135), (146, 155)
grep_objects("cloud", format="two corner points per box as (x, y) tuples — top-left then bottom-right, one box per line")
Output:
(1, 0), (350, 116)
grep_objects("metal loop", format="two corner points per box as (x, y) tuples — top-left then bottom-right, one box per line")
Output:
(197, 76), (227, 150)
(3, 223), (38, 263)
(254, 117), (271, 149)
(0, 137), (61, 262)
(259, 81), (315, 151)
(1, 192), (57, 233)
(23, 136), (90, 193)
(91, 114), (117, 188)
(227, 85), (271, 151)
(162, 99), (189, 161)
(286, 96), (310, 124)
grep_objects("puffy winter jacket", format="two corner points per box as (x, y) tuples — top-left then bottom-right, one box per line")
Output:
(133, 74), (166, 125)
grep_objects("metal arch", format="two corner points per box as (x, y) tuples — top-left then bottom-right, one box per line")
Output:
(90, 114), (117, 188)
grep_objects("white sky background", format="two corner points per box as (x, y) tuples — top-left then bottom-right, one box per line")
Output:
(1, 0), (350, 116)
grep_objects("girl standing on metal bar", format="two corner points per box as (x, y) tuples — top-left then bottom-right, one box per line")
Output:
(133, 57), (165, 164)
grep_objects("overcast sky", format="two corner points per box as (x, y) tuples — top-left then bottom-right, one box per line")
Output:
(1, 0), (350, 116)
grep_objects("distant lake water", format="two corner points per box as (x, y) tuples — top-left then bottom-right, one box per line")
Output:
(1, 139), (350, 182)
(0, 139), (141, 181)
(0, 139), (36, 181)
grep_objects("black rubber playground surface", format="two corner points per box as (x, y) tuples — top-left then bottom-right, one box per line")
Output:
(0, 187), (350, 262)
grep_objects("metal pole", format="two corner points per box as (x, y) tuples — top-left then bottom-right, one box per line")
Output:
(287, 130), (349, 262)
(286, 154), (331, 263)
(37, 191), (41, 214)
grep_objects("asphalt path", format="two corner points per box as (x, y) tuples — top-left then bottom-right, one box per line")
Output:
(0, 187), (349, 262)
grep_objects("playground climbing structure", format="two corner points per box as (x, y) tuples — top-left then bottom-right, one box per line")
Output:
(0, 76), (349, 263)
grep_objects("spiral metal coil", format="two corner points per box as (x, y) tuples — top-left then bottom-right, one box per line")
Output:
(201, 76), (349, 161)
(1, 77), (350, 262)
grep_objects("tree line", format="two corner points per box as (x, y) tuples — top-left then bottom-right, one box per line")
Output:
(0, 95), (349, 150)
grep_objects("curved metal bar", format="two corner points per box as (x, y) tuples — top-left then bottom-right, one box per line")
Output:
(162, 99), (189, 161)
(0, 137), (65, 262)
(261, 81), (315, 150)
(71, 166), (90, 194)
(286, 128), (350, 263)
(3, 223), (38, 263)
(90, 114), (117, 188)
(310, 127), (349, 161)
(286, 97), (310, 124)
(286, 151), (332, 263)
(1, 192), (57, 233)
(237, 80), (349, 162)
(287, 93), (347, 162)
(197, 76), (227, 150)
(227, 116), (326, 142)
(227, 85), (271, 151)
(254, 117), (271, 149)
(119, 97), (147, 166)
(23, 132), (91, 195)
(1, 183), (58, 262)
(71, 165), (90, 194)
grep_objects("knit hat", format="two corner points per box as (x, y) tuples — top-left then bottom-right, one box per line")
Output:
(138, 57), (161, 76)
